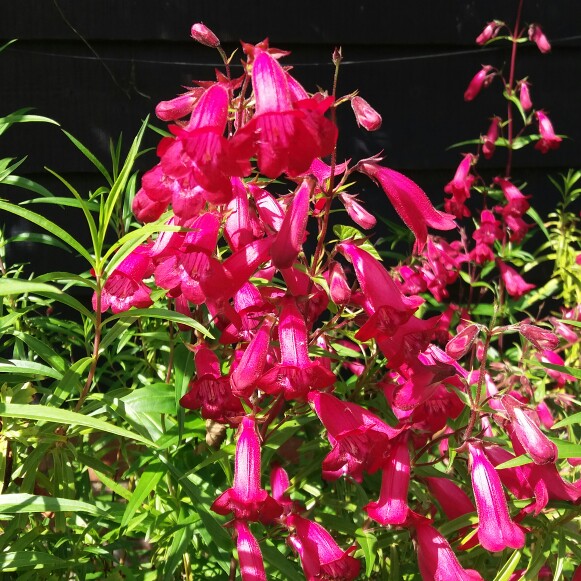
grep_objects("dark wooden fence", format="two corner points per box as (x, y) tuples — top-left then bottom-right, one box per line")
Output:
(1, 0), (580, 275)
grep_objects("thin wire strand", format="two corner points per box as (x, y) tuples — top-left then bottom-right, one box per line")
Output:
(6, 35), (581, 69)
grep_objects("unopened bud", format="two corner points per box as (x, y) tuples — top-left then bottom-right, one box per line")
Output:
(476, 21), (503, 45)
(464, 65), (494, 102)
(518, 81), (533, 111)
(351, 96), (382, 131)
(519, 323), (560, 351)
(445, 323), (480, 359)
(332, 47), (342, 66)
(528, 24), (551, 54)
(191, 22), (220, 48)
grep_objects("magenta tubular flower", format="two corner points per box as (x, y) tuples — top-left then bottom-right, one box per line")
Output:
(269, 463), (296, 514)
(446, 324), (481, 359)
(528, 24), (551, 53)
(326, 260), (351, 305)
(270, 179), (311, 269)
(231, 48), (337, 178)
(350, 95), (382, 131)
(286, 514), (360, 581)
(257, 296), (335, 400)
(365, 436), (410, 525)
(190, 22), (220, 47)
(444, 153), (476, 218)
(225, 178), (259, 252)
(468, 442), (526, 552)
(535, 110), (562, 153)
(518, 323), (559, 351)
(357, 161), (456, 252)
(497, 260), (535, 298)
(180, 343), (243, 422)
(464, 65), (494, 101)
(94, 245), (153, 313)
(476, 21), (502, 45)
(230, 317), (274, 398)
(425, 477), (475, 522)
(501, 395), (558, 465)
(211, 416), (281, 523)
(155, 90), (202, 121)
(233, 521), (267, 581)
(482, 116), (500, 159)
(519, 81), (533, 111)
(309, 391), (399, 482)
(338, 192), (377, 229)
(410, 513), (483, 581)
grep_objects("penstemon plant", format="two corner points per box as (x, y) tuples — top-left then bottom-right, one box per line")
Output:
(0, 6), (579, 581)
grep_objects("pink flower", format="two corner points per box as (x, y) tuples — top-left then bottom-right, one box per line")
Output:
(231, 48), (337, 178)
(357, 161), (456, 252)
(446, 323), (481, 359)
(535, 110), (562, 154)
(497, 260), (535, 298)
(257, 296), (335, 400)
(468, 442), (526, 552)
(518, 81), (533, 111)
(476, 21), (502, 45)
(501, 394), (558, 465)
(180, 343), (243, 422)
(338, 193), (377, 229)
(155, 89), (203, 121)
(365, 435), (410, 525)
(528, 24), (551, 54)
(211, 416), (282, 523)
(270, 179), (311, 269)
(518, 323), (559, 351)
(286, 514), (360, 581)
(325, 260), (351, 305)
(464, 65), (494, 101)
(233, 521), (267, 581)
(410, 513), (483, 581)
(482, 116), (500, 159)
(350, 95), (382, 131)
(444, 153), (476, 218)
(308, 391), (399, 482)
(190, 22), (220, 47)
(94, 245), (153, 313)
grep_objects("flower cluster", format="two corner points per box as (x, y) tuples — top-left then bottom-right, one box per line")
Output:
(94, 17), (580, 581)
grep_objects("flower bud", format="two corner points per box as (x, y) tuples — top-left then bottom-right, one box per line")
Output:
(528, 24), (551, 54)
(464, 65), (494, 102)
(445, 323), (480, 359)
(351, 96), (382, 131)
(519, 323), (559, 351)
(476, 21), (502, 45)
(190, 22), (220, 47)
(518, 81), (533, 111)
(482, 116), (500, 159)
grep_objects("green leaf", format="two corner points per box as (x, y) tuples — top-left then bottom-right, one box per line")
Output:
(1, 174), (55, 198)
(0, 279), (63, 296)
(493, 549), (523, 581)
(551, 412), (581, 430)
(0, 360), (62, 380)
(0, 493), (104, 516)
(13, 331), (67, 374)
(332, 225), (382, 260)
(495, 454), (533, 470)
(121, 384), (176, 415)
(103, 308), (213, 338)
(0, 551), (68, 571)
(263, 540), (301, 579)
(121, 460), (164, 529)
(62, 130), (112, 185)
(541, 361), (581, 380)
(0, 201), (93, 264)
(549, 438), (581, 460)
(0, 403), (157, 447)
(355, 528), (378, 577)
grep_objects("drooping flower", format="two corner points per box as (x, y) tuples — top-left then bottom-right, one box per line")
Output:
(482, 116), (501, 159)
(528, 24), (551, 53)
(409, 512), (483, 581)
(270, 179), (311, 269)
(518, 323), (559, 351)
(497, 260), (535, 298)
(444, 153), (476, 218)
(467, 442), (526, 552)
(535, 110), (562, 154)
(155, 89), (203, 121)
(286, 514), (360, 581)
(257, 296), (335, 400)
(233, 521), (267, 581)
(94, 245), (153, 313)
(476, 21), (502, 45)
(500, 395), (558, 465)
(211, 416), (282, 523)
(357, 161), (456, 253)
(365, 435), (410, 525)
(308, 391), (399, 482)
(464, 65), (494, 101)
(350, 95), (382, 131)
(231, 47), (337, 178)
(338, 192), (377, 230)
